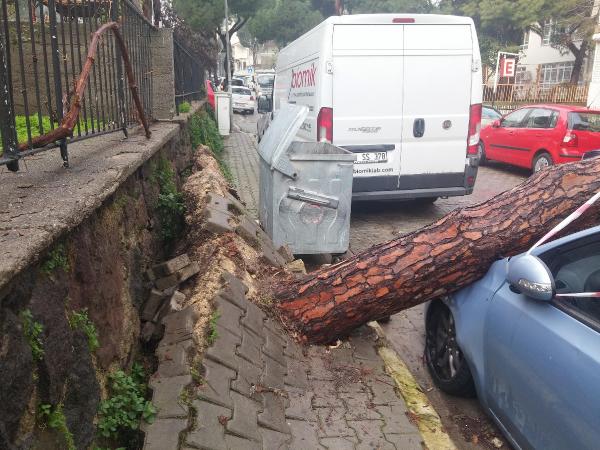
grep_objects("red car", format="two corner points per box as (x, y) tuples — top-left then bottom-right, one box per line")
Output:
(479, 104), (600, 172)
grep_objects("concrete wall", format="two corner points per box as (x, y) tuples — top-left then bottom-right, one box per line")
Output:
(0, 105), (202, 449)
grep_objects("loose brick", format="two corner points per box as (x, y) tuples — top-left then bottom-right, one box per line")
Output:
(219, 272), (249, 311)
(186, 400), (231, 450)
(262, 355), (286, 390)
(143, 418), (187, 450)
(317, 407), (355, 438)
(258, 392), (291, 434)
(155, 273), (179, 291)
(154, 290), (186, 324)
(241, 302), (265, 336)
(153, 253), (191, 277)
(237, 327), (263, 364)
(206, 325), (241, 371)
(150, 375), (192, 419)
(263, 328), (286, 366)
(142, 289), (167, 321)
(259, 427), (292, 449)
(224, 434), (261, 450)
(215, 295), (244, 337)
(156, 340), (192, 377)
(161, 305), (198, 346)
(197, 358), (235, 408)
(204, 207), (235, 234)
(285, 388), (316, 421)
(288, 419), (324, 450)
(177, 261), (201, 284)
(226, 391), (262, 441)
(231, 356), (262, 399)
(284, 358), (308, 389)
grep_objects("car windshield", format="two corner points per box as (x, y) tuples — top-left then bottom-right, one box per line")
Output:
(231, 79), (244, 86)
(232, 88), (251, 96)
(568, 112), (600, 132)
(257, 75), (274, 87)
(483, 107), (501, 119)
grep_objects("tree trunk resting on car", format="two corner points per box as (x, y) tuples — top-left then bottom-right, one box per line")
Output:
(274, 158), (600, 344)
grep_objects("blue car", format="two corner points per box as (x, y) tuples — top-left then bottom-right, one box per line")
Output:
(425, 225), (600, 450)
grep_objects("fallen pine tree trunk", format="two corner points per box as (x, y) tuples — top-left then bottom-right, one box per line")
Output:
(274, 158), (600, 344)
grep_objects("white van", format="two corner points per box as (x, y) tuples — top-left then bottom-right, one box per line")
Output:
(268, 14), (482, 201)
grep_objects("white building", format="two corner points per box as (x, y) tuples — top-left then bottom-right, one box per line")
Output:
(517, 23), (592, 86)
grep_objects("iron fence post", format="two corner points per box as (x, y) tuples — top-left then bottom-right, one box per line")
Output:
(113, 0), (128, 137)
(47, 0), (69, 167)
(0, 22), (18, 172)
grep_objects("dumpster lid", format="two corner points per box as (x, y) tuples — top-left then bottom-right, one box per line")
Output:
(258, 103), (308, 178)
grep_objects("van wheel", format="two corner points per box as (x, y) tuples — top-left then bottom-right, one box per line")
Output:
(478, 142), (487, 165)
(533, 152), (553, 173)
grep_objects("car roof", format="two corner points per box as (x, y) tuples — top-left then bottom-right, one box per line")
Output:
(514, 104), (600, 114)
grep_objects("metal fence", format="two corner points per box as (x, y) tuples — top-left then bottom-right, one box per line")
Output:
(0, 0), (154, 171)
(173, 38), (203, 115)
(484, 83), (589, 114)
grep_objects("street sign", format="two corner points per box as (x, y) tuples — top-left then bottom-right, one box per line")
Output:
(500, 57), (516, 78)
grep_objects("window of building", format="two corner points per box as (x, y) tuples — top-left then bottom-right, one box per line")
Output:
(515, 66), (528, 84)
(542, 20), (553, 46)
(521, 31), (529, 50)
(541, 62), (574, 85)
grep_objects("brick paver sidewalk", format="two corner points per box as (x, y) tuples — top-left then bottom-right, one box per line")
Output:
(215, 130), (423, 449)
(223, 132), (260, 218)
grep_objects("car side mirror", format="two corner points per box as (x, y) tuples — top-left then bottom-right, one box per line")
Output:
(506, 254), (555, 301)
(257, 95), (272, 114)
(492, 119), (501, 128)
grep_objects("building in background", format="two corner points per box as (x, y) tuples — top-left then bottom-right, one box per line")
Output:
(517, 26), (592, 87)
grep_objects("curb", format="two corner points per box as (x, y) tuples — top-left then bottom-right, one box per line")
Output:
(368, 321), (457, 450)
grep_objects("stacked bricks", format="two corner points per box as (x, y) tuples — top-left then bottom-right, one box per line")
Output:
(141, 253), (200, 343)
(202, 192), (293, 268)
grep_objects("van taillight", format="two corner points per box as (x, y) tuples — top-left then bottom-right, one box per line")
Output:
(563, 132), (578, 147)
(467, 103), (482, 155)
(317, 107), (333, 143)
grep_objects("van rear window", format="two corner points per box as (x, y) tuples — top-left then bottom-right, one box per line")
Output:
(568, 112), (600, 132)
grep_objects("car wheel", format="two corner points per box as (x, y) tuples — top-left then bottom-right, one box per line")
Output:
(425, 302), (476, 397)
(532, 152), (553, 173)
(478, 141), (487, 165)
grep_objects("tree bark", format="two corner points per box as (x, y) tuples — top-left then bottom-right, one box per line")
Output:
(274, 159), (600, 344)
(568, 40), (587, 84)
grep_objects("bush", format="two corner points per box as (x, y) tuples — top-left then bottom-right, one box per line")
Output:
(188, 110), (223, 155)
(151, 156), (186, 242)
(178, 101), (191, 114)
(97, 364), (156, 439)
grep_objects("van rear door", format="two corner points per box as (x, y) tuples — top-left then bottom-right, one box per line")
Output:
(400, 24), (472, 190)
(332, 24), (404, 192)
(332, 21), (474, 194)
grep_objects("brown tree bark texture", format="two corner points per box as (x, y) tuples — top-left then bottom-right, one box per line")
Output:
(275, 159), (600, 344)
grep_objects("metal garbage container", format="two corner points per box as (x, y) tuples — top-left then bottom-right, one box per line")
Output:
(258, 104), (355, 255)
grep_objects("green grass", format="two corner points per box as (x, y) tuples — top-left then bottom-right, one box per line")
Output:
(1, 114), (104, 156)
(178, 101), (191, 114)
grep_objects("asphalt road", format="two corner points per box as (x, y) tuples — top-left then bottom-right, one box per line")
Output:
(234, 110), (529, 449)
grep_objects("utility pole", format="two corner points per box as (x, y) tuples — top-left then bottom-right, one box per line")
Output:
(224, 0), (231, 93)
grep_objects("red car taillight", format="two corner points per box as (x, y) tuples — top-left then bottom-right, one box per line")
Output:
(317, 107), (333, 143)
(467, 103), (482, 155)
(563, 132), (578, 147)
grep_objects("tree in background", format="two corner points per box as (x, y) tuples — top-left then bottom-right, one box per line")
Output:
(248, 0), (324, 47)
(171, 0), (264, 76)
(162, 3), (220, 72)
(525, 0), (598, 83)
(438, 0), (597, 82)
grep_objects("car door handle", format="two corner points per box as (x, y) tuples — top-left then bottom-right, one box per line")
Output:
(413, 118), (425, 138)
(535, 133), (542, 137)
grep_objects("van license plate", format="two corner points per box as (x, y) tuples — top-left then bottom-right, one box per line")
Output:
(356, 152), (388, 164)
